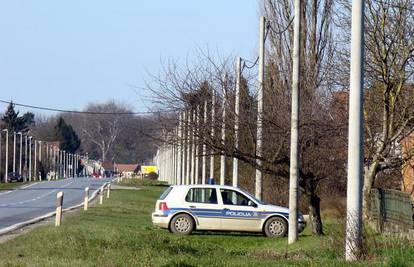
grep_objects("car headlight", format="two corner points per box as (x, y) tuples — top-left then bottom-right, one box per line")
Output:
(298, 213), (304, 222)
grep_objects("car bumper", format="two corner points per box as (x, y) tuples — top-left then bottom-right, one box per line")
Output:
(151, 213), (170, 229)
(298, 221), (306, 233)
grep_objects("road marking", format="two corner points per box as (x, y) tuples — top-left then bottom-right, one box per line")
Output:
(0, 180), (75, 207)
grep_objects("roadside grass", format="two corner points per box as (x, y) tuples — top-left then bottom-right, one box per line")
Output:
(0, 185), (412, 266)
(115, 177), (168, 187)
(0, 181), (32, 191)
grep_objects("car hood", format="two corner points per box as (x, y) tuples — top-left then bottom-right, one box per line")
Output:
(260, 204), (289, 214)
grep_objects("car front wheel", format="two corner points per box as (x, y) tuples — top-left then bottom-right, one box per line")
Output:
(170, 214), (194, 235)
(264, 217), (288, 237)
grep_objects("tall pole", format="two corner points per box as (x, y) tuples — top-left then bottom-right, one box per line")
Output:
(181, 112), (186, 185)
(19, 133), (22, 176)
(0, 132), (2, 181)
(288, 0), (301, 245)
(195, 106), (200, 184)
(28, 137), (32, 181)
(233, 57), (241, 187)
(3, 129), (8, 183)
(202, 100), (207, 184)
(34, 140), (37, 180)
(13, 131), (16, 173)
(209, 90), (216, 183)
(186, 110), (191, 185)
(190, 110), (196, 184)
(177, 113), (182, 184)
(255, 16), (265, 200)
(220, 81), (227, 186)
(345, 0), (365, 261)
(24, 135), (28, 180)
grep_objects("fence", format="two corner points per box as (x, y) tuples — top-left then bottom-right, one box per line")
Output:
(369, 188), (414, 235)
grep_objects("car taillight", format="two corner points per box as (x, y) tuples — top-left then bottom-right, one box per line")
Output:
(159, 202), (169, 211)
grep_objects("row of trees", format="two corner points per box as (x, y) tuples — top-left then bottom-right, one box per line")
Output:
(149, 0), (414, 236)
(31, 101), (158, 165)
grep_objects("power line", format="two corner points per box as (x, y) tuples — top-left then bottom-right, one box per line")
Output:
(0, 99), (175, 115)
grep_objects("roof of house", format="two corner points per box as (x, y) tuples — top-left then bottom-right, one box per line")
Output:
(115, 164), (140, 173)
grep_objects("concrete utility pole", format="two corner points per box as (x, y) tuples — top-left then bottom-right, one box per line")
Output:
(18, 132), (22, 176)
(288, 0), (302, 245)
(195, 106), (200, 184)
(210, 90), (216, 183)
(28, 136), (32, 181)
(186, 110), (191, 185)
(177, 113), (182, 184)
(202, 100), (207, 184)
(39, 141), (42, 166)
(13, 132), (16, 173)
(0, 132), (2, 181)
(233, 57), (242, 187)
(255, 16), (265, 199)
(181, 112), (186, 185)
(34, 140), (37, 180)
(345, 0), (365, 261)
(3, 129), (8, 183)
(190, 110), (196, 184)
(220, 79), (227, 186)
(24, 135), (28, 180)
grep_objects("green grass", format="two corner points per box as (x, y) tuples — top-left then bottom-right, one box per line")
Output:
(115, 177), (168, 187)
(0, 186), (413, 266)
(0, 181), (32, 191)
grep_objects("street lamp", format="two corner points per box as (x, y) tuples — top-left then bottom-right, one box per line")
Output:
(2, 129), (9, 183)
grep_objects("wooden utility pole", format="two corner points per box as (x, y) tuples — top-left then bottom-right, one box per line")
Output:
(345, 0), (365, 261)
(233, 57), (241, 187)
(288, 0), (302, 245)
(255, 16), (265, 199)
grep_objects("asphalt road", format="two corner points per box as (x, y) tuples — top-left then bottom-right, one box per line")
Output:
(0, 177), (112, 230)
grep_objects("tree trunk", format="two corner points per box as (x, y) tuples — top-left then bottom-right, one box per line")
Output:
(308, 192), (324, 235)
(363, 162), (378, 219)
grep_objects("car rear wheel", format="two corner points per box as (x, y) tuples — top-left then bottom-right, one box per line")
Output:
(170, 214), (194, 235)
(264, 217), (288, 237)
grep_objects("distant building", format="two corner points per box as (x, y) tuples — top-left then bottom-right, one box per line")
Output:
(102, 162), (140, 178)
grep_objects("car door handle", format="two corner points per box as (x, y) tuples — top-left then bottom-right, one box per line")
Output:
(223, 208), (229, 211)
(189, 205), (196, 208)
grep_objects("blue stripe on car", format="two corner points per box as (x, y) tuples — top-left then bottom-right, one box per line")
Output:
(165, 208), (289, 220)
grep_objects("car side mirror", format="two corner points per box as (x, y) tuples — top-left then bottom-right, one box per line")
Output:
(248, 200), (257, 208)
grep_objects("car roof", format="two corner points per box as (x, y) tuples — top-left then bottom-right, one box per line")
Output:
(171, 184), (242, 190)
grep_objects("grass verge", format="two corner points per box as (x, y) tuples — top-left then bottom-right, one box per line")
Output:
(0, 181), (33, 191)
(0, 185), (412, 266)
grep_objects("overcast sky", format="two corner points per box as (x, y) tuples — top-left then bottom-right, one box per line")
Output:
(0, 0), (259, 116)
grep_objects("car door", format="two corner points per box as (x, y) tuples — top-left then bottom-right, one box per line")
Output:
(184, 187), (222, 230)
(219, 188), (261, 231)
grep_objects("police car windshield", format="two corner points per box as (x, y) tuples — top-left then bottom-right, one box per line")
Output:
(239, 188), (265, 205)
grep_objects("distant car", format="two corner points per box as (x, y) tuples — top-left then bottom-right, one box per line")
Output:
(152, 185), (306, 237)
(7, 172), (23, 183)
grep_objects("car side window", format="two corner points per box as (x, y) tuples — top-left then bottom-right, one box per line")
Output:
(185, 188), (218, 204)
(220, 189), (252, 206)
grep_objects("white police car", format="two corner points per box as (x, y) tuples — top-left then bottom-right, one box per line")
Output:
(152, 185), (306, 237)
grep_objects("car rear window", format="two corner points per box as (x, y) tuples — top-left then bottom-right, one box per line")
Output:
(185, 188), (217, 204)
(159, 187), (173, 200)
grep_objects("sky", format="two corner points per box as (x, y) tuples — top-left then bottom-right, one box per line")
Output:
(0, 0), (259, 116)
